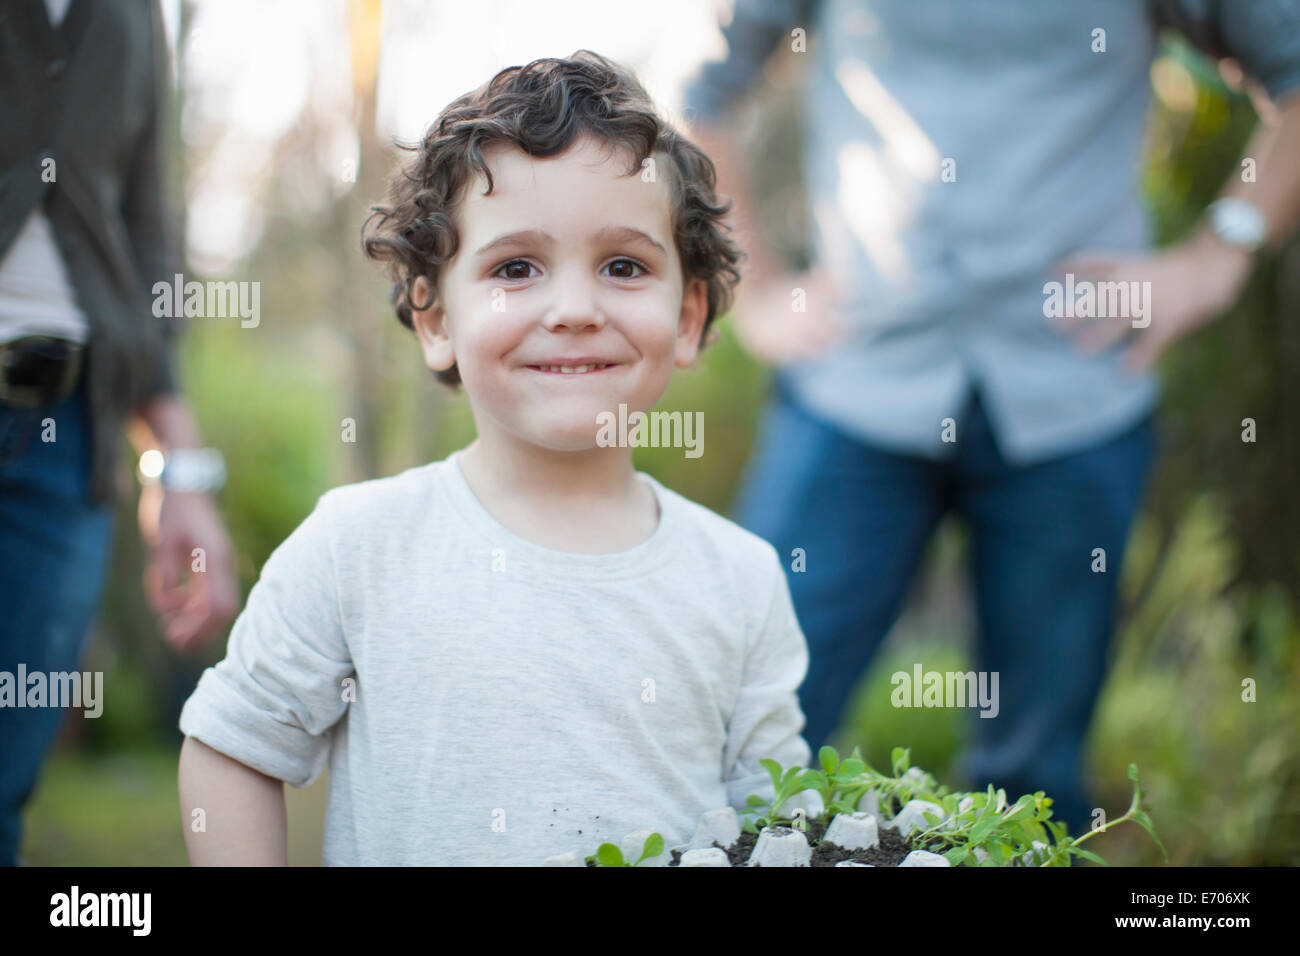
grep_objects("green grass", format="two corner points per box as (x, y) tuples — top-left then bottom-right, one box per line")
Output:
(21, 745), (329, 866)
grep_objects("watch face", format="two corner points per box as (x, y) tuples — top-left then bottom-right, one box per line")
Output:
(161, 449), (226, 491)
(1213, 199), (1266, 248)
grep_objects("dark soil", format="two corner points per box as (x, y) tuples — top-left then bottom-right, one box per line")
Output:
(657, 818), (950, 867)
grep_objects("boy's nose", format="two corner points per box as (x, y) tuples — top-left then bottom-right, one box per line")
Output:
(542, 273), (606, 333)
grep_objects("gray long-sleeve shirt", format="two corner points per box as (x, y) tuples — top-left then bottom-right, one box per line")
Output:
(179, 453), (812, 865)
(682, 0), (1300, 462)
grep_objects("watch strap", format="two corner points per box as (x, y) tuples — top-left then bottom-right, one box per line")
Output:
(158, 448), (227, 493)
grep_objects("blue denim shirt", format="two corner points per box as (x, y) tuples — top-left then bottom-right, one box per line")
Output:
(682, 0), (1300, 462)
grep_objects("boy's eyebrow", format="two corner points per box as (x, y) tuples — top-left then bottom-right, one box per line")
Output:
(474, 226), (667, 258)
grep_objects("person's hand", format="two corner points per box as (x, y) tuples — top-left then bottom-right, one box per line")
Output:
(729, 264), (849, 365)
(139, 485), (239, 653)
(1049, 231), (1254, 375)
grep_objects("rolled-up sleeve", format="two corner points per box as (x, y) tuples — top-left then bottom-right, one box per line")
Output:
(179, 491), (352, 789)
(1165, 0), (1300, 102)
(1217, 0), (1300, 101)
(681, 0), (818, 125)
(722, 544), (814, 815)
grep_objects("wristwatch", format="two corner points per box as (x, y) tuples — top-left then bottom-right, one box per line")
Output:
(141, 447), (227, 493)
(1206, 197), (1267, 253)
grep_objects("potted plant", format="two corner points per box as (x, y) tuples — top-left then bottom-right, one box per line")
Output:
(561, 747), (1166, 867)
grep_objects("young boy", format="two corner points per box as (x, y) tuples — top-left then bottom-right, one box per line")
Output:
(177, 50), (814, 865)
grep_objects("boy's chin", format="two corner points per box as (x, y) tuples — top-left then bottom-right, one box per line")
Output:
(523, 423), (621, 454)
(519, 398), (654, 450)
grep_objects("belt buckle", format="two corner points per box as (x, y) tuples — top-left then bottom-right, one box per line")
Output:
(0, 336), (83, 406)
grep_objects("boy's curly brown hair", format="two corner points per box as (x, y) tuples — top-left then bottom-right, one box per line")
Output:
(361, 49), (743, 386)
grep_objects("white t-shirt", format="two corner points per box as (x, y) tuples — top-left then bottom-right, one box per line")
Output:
(179, 451), (813, 865)
(0, 209), (90, 345)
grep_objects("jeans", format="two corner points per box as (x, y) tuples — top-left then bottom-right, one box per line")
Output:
(732, 378), (1156, 836)
(0, 361), (115, 865)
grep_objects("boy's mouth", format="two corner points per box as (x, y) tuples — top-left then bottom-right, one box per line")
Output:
(525, 361), (617, 375)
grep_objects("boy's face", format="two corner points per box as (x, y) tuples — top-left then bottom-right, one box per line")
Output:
(410, 135), (708, 453)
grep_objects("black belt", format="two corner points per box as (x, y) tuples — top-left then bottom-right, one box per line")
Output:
(0, 335), (84, 406)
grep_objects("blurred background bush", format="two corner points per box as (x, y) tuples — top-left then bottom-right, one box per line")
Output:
(20, 4), (1298, 865)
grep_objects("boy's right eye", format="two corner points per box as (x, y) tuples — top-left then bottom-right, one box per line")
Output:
(494, 259), (537, 281)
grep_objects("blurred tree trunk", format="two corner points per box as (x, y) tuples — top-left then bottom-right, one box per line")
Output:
(337, 0), (388, 481)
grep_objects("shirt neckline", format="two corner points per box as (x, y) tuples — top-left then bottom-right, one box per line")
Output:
(437, 449), (680, 578)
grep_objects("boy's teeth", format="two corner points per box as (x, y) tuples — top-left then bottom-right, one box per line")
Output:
(540, 364), (605, 373)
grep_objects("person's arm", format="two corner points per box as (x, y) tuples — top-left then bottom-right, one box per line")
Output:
(126, 396), (240, 655)
(1207, 87), (1300, 252)
(118, 1), (239, 652)
(176, 491), (353, 865)
(1212, 0), (1300, 247)
(1054, 89), (1300, 370)
(682, 0), (818, 132)
(683, 0), (844, 363)
(692, 118), (846, 364)
(1054, 1), (1300, 370)
(691, 120), (787, 290)
(178, 736), (288, 866)
(682, 0), (812, 284)
(722, 545), (819, 821)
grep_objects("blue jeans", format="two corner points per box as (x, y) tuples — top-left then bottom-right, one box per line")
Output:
(733, 379), (1156, 836)
(0, 361), (115, 865)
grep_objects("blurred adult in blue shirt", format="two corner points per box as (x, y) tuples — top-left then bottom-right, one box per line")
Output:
(683, 0), (1300, 834)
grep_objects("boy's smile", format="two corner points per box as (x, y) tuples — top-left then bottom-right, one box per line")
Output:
(410, 135), (707, 453)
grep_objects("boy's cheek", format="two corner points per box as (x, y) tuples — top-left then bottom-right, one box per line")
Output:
(460, 315), (534, 364)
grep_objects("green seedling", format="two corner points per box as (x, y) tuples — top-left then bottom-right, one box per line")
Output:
(738, 757), (821, 834)
(584, 748), (1168, 866)
(585, 831), (665, 867)
(774, 745), (943, 826)
(1030, 763), (1168, 867)
(800, 745), (870, 818)
(869, 757), (1167, 867)
(738, 745), (942, 835)
(742, 746), (1168, 867)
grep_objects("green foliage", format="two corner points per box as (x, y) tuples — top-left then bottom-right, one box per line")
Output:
(586, 832), (665, 867)
(741, 748), (1167, 867)
(1143, 39), (1300, 613)
(581, 748), (1165, 867)
(738, 757), (823, 834)
(911, 762), (1169, 869)
(632, 322), (767, 514)
(182, 323), (339, 587)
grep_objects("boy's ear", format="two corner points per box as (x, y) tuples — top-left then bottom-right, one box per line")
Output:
(410, 275), (456, 373)
(674, 277), (709, 368)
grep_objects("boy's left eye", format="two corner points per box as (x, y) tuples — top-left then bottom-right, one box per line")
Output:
(496, 259), (537, 281)
(604, 258), (647, 279)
